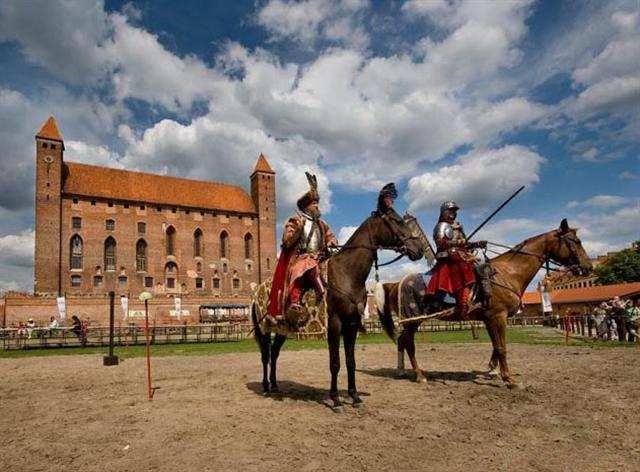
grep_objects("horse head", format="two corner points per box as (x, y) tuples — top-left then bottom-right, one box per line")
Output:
(548, 218), (593, 276)
(371, 210), (427, 261)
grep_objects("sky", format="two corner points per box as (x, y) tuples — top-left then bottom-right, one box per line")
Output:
(0, 0), (638, 292)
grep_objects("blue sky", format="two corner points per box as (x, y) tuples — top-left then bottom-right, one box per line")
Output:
(0, 0), (638, 291)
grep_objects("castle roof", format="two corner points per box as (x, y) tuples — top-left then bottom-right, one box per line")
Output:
(252, 153), (275, 174)
(36, 116), (64, 142)
(522, 281), (640, 305)
(62, 162), (257, 214)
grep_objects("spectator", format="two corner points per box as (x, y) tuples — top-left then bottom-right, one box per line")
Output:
(26, 318), (36, 339)
(586, 309), (595, 338)
(594, 302), (608, 340)
(48, 316), (59, 337)
(70, 315), (84, 342)
(624, 299), (639, 343)
(611, 296), (627, 342)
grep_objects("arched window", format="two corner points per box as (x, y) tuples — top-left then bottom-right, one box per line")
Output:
(220, 231), (229, 258)
(136, 239), (147, 272)
(244, 233), (253, 259)
(194, 228), (203, 257)
(166, 226), (176, 255)
(165, 261), (178, 289)
(70, 235), (83, 269)
(104, 237), (116, 271)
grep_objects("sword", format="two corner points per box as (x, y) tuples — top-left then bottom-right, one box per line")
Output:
(466, 185), (525, 241)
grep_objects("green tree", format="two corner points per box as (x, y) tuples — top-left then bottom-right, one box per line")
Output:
(594, 242), (640, 285)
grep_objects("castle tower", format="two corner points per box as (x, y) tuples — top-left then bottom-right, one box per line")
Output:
(34, 116), (64, 295)
(250, 153), (276, 283)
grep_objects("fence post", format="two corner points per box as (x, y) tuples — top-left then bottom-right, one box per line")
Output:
(103, 291), (119, 366)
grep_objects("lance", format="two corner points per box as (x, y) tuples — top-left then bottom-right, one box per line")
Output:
(466, 185), (525, 241)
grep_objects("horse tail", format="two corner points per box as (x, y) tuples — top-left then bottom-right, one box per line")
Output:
(251, 302), (263, 343)
(377, 282), (397, 343)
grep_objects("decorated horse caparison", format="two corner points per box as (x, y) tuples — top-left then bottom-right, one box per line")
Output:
(252, 208), (427, 410)
(378, 219), (592, 388)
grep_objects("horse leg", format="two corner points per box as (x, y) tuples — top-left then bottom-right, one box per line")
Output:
(327, 316), (343, 411)
(269, 334), (286, 393)
(493, 315), (518, 388)
(259, 333), (272, 393)
(343, 322), (362, 407)
(484, 320), (500, 377)
(405, 323), (426, 383)
(396, 328), (408, 376)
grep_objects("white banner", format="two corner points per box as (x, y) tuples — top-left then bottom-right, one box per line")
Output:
(56, 296), (66, 321)
(541, 291), (553, 313)
(174, 297), (181, 312)
(120, 296), (129, 320)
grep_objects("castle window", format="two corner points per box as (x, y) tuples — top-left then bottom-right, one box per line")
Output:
(222, 262), (228, 274)
(104, 237), (117, 271)
(70, 235), (83, 270)
(108, 201), (114, 208)
(144, 276), (153, 288)
(91, 200), (96, 206)
(124, 203), (129, 209)
(200, 211), (205, 216)
(106, 219), (115, 231)
(137, 222), (146, 234)
(185, 209), (190, 215)
(232, 278), (241, 290)
(156, 206), (162, 212)
(167, 278), (175, 289)
(71, 275), (82, 287)
(267, 258), (271, 270)
(136, 239), (147, 272)
(212, 277), (220, 289)
(166, 226), (176, 255)
(165, 261), (178, 289)
(140, 204), (146, 210)
(72, 197), (79, 204)
(194, 228), (203, 257)
(220, 231), (229, 258)
(244, 233), (253, 259)
(196, 261), (202, 273)
(93, 275), (103, 287)
(118, 276), (128, 289)
(172, 208), (177, 213)
(42, 142), (48, 149)
(196, 278), (204, 290)
(72, 217), (82, 229)
(51, 144), (57, 150)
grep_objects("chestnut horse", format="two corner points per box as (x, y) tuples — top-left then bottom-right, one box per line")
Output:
(378, 219), (592, 388)
(252, 210), (427, 410)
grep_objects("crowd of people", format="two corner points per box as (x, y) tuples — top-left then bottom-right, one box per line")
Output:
(10, 315), (89, 343)
(587, 297), (639, 342)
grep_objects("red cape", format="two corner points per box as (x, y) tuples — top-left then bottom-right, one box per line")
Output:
(267, 247), (294, 317)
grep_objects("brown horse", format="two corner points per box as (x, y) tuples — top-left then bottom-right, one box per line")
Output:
(378, 219), (592, 388)
(252, 210), (428, 410)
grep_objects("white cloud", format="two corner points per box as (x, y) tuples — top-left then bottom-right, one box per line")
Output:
(337, 225), (357, 244)
(65, 141), (123, 168)
(583, 195), (629, 208)
(406, 145), (545, 212)
(619, 170), (639, 180)
(0, 230), (34, 293)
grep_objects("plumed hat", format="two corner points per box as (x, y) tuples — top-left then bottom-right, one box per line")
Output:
(297, 172), (320, 211)
(379, 182), (398, 199)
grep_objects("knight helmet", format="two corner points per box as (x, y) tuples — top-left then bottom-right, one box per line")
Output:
(297, 172), (320, 211)
(440, 201), (459, 213)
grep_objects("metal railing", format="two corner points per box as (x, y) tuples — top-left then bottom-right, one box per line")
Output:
(0, 318), (496, 350)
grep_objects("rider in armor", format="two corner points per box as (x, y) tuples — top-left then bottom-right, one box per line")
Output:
(266, 172), (338, 325)
(425, 201), (488, 318)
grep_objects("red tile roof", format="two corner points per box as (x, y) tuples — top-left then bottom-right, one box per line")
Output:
(63, 162), (256, 214)
(522, 282), (640, 305)
(252, 153), (275, 174)
(36, 116), (64, 142)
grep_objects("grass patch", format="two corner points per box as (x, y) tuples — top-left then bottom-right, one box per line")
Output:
(1, 327), (635, 360)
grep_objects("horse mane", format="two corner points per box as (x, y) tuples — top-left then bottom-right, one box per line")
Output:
(490, 228), (557, 263)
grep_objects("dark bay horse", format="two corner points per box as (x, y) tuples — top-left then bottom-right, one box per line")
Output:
(252, 210), (427, 410)
(378, 219), (592, 388)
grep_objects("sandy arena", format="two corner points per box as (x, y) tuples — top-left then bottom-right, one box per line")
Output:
(1, 341), (639, 472)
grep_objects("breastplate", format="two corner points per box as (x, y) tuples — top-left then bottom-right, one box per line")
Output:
(300, 217), (322, 253)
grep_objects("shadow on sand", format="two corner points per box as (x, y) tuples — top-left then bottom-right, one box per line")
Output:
(246, 380), (371, 406)
(358, 367), (502, 386)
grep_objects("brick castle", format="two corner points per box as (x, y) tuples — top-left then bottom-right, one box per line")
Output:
(33, 116), (276, 298)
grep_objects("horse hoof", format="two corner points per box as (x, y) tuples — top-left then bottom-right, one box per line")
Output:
(487, 369), (499, 378)
(331, 404), (344, 413)
(414, 373), (427, 383)
(506, 381), (520, 390)
(270, 386), (281, 395)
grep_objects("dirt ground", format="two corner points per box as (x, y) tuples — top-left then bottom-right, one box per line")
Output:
(1, 340), (639, 472)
